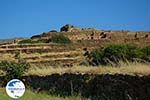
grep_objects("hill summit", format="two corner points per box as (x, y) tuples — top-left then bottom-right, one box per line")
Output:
(0, 24), (149, 67)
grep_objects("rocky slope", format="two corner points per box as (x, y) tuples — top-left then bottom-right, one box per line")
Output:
(0, 24), (149, 66)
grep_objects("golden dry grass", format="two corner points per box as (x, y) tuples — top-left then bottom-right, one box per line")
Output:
(0, 54), (15, 61)
(21, 50), (81, 57)
(26, 62), (150, 76)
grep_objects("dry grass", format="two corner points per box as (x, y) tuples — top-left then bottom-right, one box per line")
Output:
(26, 62), (150, 76)
(0, 54), (15, 61)
(0, 57), (149, 76)
(22, 50), (81, 57)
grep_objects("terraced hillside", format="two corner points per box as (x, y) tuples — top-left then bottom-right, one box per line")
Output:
(0, 25), (150, 67)
(0, 43), (84, 67)
(0, 41), (109, 67)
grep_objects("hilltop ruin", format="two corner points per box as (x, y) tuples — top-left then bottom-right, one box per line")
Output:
(0, 24), (150, 67)
(31, 24), (150, 42)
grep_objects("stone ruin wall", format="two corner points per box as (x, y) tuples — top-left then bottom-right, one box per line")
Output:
(31, 30), (150, 41)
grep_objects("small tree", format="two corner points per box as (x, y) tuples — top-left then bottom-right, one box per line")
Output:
(0, 60), (29, 80)
(0, 53), (30, 85)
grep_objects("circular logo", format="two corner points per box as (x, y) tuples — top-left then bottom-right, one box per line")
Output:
(6, 79), (25, 99)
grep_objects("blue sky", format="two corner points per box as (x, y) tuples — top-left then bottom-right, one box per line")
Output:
(0, 0), (150, 39)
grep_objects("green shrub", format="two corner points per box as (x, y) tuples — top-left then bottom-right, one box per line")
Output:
(0, 60), (30, 83)
(19, 39), (50, 44)
(89, 44), (147, 66)
(141, 46), (150, 56)
(19, 35), (71, 44)
(104, 44), (143, 61)
(18, 39), (36, 44)
(141, 46), (150, 61)
(51, 34), (71, 44)
(36, 39), (49, 43)
(90, 48), (105, 65)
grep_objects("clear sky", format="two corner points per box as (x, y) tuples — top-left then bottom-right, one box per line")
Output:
(0, 0), (150, 39)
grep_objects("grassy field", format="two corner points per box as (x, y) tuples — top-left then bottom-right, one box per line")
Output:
(0, 62), (149, 76)
(26, 62), (150, 76)
(0, 88), (80, 100)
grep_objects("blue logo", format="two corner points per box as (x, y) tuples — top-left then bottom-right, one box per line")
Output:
(6, 79), (25, 99)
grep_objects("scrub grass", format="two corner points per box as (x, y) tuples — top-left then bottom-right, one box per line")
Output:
(0, 88), (80, 100)
(26, 62), (150, 76)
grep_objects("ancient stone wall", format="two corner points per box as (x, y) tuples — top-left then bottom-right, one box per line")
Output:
(22, 73), (150, 100)
(30, 29), (150, 45)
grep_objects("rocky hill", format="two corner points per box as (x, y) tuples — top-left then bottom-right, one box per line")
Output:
(31, 24), (150, 41)
(0, 24), (149, 67)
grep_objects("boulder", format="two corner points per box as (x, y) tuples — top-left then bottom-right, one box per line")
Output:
(60, 24), (81, 32)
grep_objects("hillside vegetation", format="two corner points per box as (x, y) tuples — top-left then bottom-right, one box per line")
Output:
(0, 88), (80, 100)
(0, 25), (150, 100)
(0, 24), (149, 71)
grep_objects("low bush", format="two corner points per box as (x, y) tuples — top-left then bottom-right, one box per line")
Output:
(141, 46), (150, 61)
(88, 44), (149, 66)
(0, 61), (29, 78)
(51, 34), (71, 44)
(104, 44), (143, 61)
(0, 60), (30, 85)
(19, 34), (71, 44)
(18, 39), (50, 44)
(36, 39), (49, 43)
(19, 39), (33, 44)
